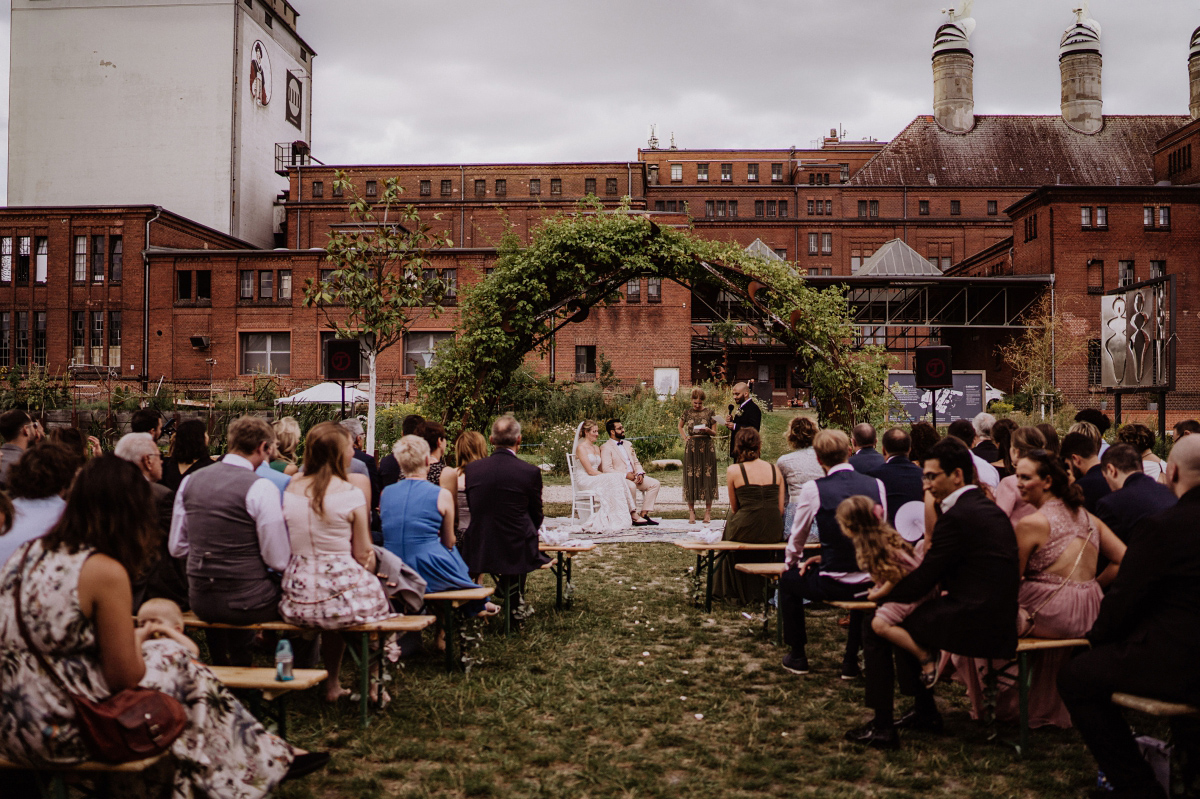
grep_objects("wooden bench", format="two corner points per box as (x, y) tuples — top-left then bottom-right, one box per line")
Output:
(182, 612), (434, 728)
(0, 752), (168, 798)
(540, 542), (596, 611)
(675, 540), (792, 612)
(1111, 693), (1200, 794)
(734, 562), (786, 645)
(1112, 693), (1200, 718)
(423, 587), (496, 671)
(208, 666), (326, 740)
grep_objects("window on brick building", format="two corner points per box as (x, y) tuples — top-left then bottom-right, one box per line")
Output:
(71, 311), (85, 364)
(312, 181), (324, 198)
(441, 269), (457, 304)
(1150, 260), (1166, 279)
(1087, 339), (1102, 386)
(715, 201), (727, 217)
(584, 178), (596, 195)
(869, 200), (879, 218)
(918, 200), (929, 216)
(574, 345), (596, 380)
(90, 236), (103, 282)
(34, 238), (47, 284)
(812, 200), (822, 216)
(15, 312), (28, 368)
(705, 200), (715, 218)
(807, 200), (814, 215)
(332, 183), (343, 198)
(33, 312), (46, 368)
(1144, 207), (1154, 227)
(241, 332), (290, 375)
(747, 164), (759, 182)
(696, 164), (708, 182)
(2, 238), (15, 284)
(821, 233), (832, 256)
(278, 270), (292, 300)
(721, 163), (732, 182)
(987, 200), (998, 216)
(840, 163), (850, 183)
(771, 163), (783, 182)
(808, 233), (818, 256)
(1087, 259), (1104, 292)
(1159, 207), (1171, 228)
(14, 238), (29, 285)
(495, 179), (506, 196)
(755, 200), (765, 217)
(1118, 261), (1135, 287)
(606, 178), (618, 195)
(196, 270), (211, 301)
(89, 311), (103, 366)
(550, 178), (562, 195)
(177, 270), (192, 300)
(419, 180), (431, 196)
(109, 237), (122, 282)
(365, 180), (377, 197)
(107, 311), (120, 368)
(729, 200), (738, 217)
(403, 331), (453, 373)
(474, 179), (486, 197)
(766, 200), (777, 217)
(670, 164), (682, 182)
(258, 271), (273, 300)
(647, 277), (662, 303)
(529, 178), (541, 195)
(0, 313), (9, 368)
(654, 201), (665, 211)
(240, 270), (253, 300)
(779, 200), (788, 218)
(440, 179), (452, 197)
(626, 278), (640, 303)
(858, 200), (867, 218)
(774, 363), (787, 390)
(1095, 207), (1107, 228)
(950, 200), (961, 216)
(1081, 206), (1092, 227)
(775, 248), (787, 259)
(824, 200), (832, 215)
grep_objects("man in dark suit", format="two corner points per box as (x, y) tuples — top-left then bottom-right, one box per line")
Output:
(848, 423), (885, 475)
(970, 412), (1001, 465)
(461, 415), (549, 615)
(1096, 443), (1177, 544)
(1060, 431), (1110, 514)
(849, 437), (1019, 749)
(874, 428), (924, 526)
(724, 382), (761, 458)
(1059, 435), (1200, 799)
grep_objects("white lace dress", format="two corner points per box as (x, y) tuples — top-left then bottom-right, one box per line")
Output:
(574, 449), (636, 533)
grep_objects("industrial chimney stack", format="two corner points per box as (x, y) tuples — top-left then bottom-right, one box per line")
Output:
(932, 9), (976, 133)
(1189, 27), (1200, 119)
(1060, 9), (1103, 134)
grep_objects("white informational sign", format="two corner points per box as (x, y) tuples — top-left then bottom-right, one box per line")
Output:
(653, 368), (680, 400)
(888, 371), (985, 423)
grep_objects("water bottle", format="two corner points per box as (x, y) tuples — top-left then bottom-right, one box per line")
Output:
(274, 639), (294, 682)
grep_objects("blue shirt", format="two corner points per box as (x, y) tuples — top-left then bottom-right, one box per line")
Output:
(256, 460), (291, 498)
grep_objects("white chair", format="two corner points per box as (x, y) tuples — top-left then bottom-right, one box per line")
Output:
(566, 453), (597, 521)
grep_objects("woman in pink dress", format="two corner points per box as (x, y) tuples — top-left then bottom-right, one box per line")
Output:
(993, 426), (1046, 525)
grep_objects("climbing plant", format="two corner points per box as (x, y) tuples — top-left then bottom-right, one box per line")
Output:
(418, 202), (892, 435)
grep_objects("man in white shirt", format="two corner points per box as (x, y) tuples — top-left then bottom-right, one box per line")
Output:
(600, 419), (659, 524)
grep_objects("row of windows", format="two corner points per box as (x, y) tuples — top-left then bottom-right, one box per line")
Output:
(1085, 259), (1167, 290)
(1023, 213), (1040, 242)
(669, 162), (786, 183)
(69, 311), (122, 367)
(807, 233), (833, 256)
(0, 311), (48, 369)
(311, 180), (378, 200)
(241, 331), (453, 376)
(317, 177), (627, 200)
(0, 235), (123, 285)
(1167, 144), (1192, 177)
(624, 277), (662, 303)
(238, 269), (294, 302)
(1079, 206), (1172, 230)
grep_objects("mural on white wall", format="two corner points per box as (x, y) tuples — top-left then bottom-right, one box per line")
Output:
(249, 40), (272, 107)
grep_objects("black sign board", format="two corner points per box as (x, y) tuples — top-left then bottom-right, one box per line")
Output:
(914, 346), (953, 389)
(324, 339), (361, 381)
(888, 371), (985, 424)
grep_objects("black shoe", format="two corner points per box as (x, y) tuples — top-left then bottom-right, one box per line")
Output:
(893, 708), (945, 734)
(844, 721), (900, 750)
(643, 517), (659, 525)
(840, 661), (861, 680)
(632, 519), (654, 526)
(284, 752), (330, 782)
(781, 652), (810, 675)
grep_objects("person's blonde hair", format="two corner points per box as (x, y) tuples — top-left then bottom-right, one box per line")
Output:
(690, 386), (706, 402)
(813, 429), (851, 468)
(136, 598), (185, 631)
(1069, 421), (1101, 447)
(455, 430), (487, 468)
(836, 495), (914, 586)
(393, 434), (431, 476)
(301, 422), (351, 517)
(272, 416), (301, 462)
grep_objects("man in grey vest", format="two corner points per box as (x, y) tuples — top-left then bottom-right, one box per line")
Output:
(169, 416), (293, 666)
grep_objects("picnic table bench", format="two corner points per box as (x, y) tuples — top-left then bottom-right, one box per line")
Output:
(0, 752), (169, 799)
(539, 542), (596, 611)
(423, 587), (495, 670)
(209, 666), (327, 739)
(182, 611), (433, 728)
(675, 540), (788, 612)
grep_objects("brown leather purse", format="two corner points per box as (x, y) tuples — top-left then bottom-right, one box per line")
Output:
(13, 543), (188, 763)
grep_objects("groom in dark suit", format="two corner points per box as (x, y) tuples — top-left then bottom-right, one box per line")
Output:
(461, 415), (549, 614)
(724, 382), (761, 458)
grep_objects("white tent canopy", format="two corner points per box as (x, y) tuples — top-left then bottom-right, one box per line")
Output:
(274, 381), (370, 405)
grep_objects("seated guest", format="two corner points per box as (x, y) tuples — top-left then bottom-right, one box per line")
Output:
(460, 416), (548, 617)
(115, 432), (187, 609)
(1074, 408), (1112, 457)
(1117, 423), (1167, 483)
(341, 417), (380, 507)
(378, 413), (424, 490)
(849, 423), (885, 475)
(271, 417), (301, 475)
(971, 412), (1001, 465)
(279, 422), (393, 702)
(994, 426), (1046, 525)
(1173, 419), (1200, 440)
(1059, 434), (1200, 799)
(448, 430), (488, 549)
(168, 416), (293, 667)
(573, 419), (643, 532)
(0, 455), (325, 796)
(0, 409), (39, 488)
(1096, 443), (1177, 544)
(947, 419), (1000, 489)
(382, 435), (498, 618)
(1036, 423), (1060, 457)
(874, 428), (924, 526)
(255, 437), (292, 495)
(777, 416), (822, 537)
(991, 418), (1018, 478)
(416, 420), (450, 486)
(159, 418), (215, 492)
(779, 429), (885, 678)
(851, 437), (1018, 749)
(713, 428), (784, 604)
(602, 419), (661, 523)
(131, 408), (164, 439)
(136, 598), (201, 657)
(1060, 431), (1110, 513)
(0, 442), (81, 567)
(908, 421), (939, 465)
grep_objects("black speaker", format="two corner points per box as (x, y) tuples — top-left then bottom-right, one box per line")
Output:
(914, 346), (953, 389)
(325, 339), (361, 381)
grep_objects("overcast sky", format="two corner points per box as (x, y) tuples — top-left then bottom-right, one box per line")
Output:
(0, 1), (1198, 182)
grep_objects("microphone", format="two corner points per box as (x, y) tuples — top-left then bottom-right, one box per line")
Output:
(728, 404), (735, 414)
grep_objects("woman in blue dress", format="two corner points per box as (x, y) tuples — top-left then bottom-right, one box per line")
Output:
(381, 435), (499, 618)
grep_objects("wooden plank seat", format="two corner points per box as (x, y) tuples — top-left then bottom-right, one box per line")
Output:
(0, 752), (168, 798)
(540, 542), (596, 611)
(208, 666), (326, 739)
(1112, 693), (1200, 718)
(735, 562), (787, 645)
(422, 586), (496, 672)
(674, 540), (791, 612)
(1110, 692), (1200, 795)
(181, 611), (433, 729)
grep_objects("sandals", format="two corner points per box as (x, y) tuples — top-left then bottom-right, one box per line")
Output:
(919, 650), (942, 689)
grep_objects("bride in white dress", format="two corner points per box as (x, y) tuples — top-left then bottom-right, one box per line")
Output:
(573, 420), (646, 533)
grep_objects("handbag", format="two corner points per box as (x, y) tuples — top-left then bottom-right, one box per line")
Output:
(12, 542), (188, 763)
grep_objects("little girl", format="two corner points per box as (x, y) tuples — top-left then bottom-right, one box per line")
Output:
(835, 495), (939, 687)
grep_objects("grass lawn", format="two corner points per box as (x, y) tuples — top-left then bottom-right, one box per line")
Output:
(272, 542), (1104, 799)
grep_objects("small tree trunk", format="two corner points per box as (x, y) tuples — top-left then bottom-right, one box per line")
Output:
(366, 349), (378, 456)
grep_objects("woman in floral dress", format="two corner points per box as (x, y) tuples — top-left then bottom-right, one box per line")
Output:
(0, 455), (322, 798)
(279, 422), (394, 701)
(678, 387), (718, 523)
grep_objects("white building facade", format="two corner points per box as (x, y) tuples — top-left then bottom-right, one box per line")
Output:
(8, 0), (314, 248)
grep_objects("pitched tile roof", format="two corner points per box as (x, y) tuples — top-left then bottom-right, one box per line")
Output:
(850, 114), (1190, 187)
(857, 239), (942, 276)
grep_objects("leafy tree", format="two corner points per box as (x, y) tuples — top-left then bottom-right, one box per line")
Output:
(996, 292), (1083, 417)
(303, 172), (452, 454)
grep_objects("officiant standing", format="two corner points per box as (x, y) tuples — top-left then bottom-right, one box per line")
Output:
(725, 382), (762, 459)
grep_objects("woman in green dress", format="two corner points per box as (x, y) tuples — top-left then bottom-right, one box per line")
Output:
(712, 428), (785, 604)
(678, 387), (719, 524)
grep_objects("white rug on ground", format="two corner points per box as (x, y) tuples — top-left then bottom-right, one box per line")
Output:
(540, 517), (727, 544)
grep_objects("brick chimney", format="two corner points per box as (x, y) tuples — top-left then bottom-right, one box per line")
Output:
(1190, 27), (1200, 119)
(1060, 10), (1103, 134)
(932, 13), (976, 134)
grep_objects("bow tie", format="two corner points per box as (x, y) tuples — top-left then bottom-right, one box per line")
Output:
(616, 440), (624, 446)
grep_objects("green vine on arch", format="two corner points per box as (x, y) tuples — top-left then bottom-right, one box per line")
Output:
(417, 203), (893, 434)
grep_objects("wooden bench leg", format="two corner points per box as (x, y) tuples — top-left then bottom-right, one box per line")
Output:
(1017, 650), (1031, 756)
(554, 551), (565, 611)
(705, 550), (716, 612)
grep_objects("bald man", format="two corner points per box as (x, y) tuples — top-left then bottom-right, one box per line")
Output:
(723, 382), (761, 458)
(1058, 434), (1200, 798)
